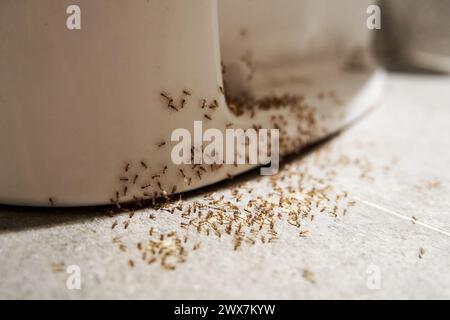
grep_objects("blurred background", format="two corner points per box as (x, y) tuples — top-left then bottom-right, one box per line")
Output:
(376, 0), (450, 73)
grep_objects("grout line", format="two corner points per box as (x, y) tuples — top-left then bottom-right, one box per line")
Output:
(352, 196), (450, 238)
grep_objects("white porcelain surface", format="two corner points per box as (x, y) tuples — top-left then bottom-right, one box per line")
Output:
(0, 0), (384, 206)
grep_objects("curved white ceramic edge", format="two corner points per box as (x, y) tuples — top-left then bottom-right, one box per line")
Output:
(0, 0), (385, 207)
(0, 68), (386, 207)
(173, 68), (388, 203)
